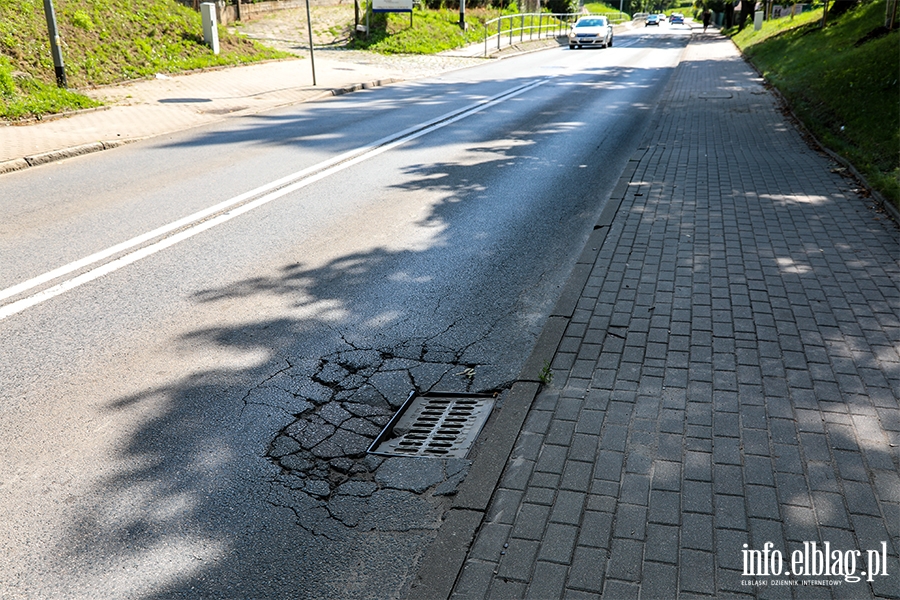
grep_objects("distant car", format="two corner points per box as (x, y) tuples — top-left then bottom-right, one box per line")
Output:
(670, 12), (684, 24)
(658, 13), (666, 21)
(645, 14), (660, 26)
(568, 16), (614, 49)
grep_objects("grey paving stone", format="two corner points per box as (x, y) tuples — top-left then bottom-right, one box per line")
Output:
(485, 489), (525, 525)
(524, 561), (567, 600)
(744, 455), (776, 486)
(562, 589), (601, 600)
(560, 460), (593, 492)
(469, 522), (513, 562)
(593, 450), (624, 481)
(577, 510), (613, 549)
(567, 546), (607, 593)
(605, 538), (643, 582)
(601, 579), (640, 599)
(781, 505), (819, 543)
(568, 433), (600, 462)
(684, 450), (712, 482)
(619, 472), (650, 505)
(534, 444), (567, 474)
(496, 538), (540, 582)
(511, 503), (551, 541)
(452, 560), (496, 600)
(523, 485), (556, 507)
(715, 528), (750, 572)
(715, 494), (747, 530)
(681, 512), (714, 552)
(536, 523), (578, 564)
(498, 458), (534, 491)
(511, 431), (544, 462)
(613, 503), (647, 541)
(445, 30), (899, 600)
(682, 480), (713, 515)
(549, 490), (586, 525)
(678, 549), (715, 595)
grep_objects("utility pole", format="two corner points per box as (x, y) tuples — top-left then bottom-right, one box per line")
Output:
(43, 0), (67, 88)
(304, 0), (317, 85)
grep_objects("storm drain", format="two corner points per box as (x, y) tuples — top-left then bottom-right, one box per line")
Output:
(367, 392), (496, 458)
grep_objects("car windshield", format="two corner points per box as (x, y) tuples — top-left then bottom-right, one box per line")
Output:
(576, 19), (606, 27)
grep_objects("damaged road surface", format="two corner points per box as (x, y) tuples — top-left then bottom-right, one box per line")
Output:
(0, 32), (686, 598)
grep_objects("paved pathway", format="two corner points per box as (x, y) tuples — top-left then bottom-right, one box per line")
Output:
(439, 30), (900, 600)
(0, 51), (483, 170)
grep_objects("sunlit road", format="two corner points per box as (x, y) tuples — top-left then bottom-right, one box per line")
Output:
(0, 25), (690, 598)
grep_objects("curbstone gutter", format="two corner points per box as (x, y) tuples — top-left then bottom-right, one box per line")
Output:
(0, 139), (134, 174)
(405, 145), (646, 600)
(0, 76), (405, 176)
(0, 37), (574, 176)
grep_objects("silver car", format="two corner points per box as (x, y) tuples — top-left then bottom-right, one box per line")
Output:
(568, 16), (614, 49)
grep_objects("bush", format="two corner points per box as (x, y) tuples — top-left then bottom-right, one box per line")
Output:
(545, 0), (577, 12)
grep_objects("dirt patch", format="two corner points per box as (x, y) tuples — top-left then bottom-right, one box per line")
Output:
(229, 5), (359, 52)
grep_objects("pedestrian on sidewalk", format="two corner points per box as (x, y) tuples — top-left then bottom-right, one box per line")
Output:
(702, 9), (712, 31)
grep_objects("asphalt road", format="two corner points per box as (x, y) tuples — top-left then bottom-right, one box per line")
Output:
(0, 26), (690, 598)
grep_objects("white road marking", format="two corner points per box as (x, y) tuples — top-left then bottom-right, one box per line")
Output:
(0, 77), (551, 321)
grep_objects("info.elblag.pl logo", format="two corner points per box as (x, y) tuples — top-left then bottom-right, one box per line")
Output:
(742, 541), (891, 583)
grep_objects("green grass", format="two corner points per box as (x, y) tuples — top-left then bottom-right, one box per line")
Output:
(729, 1), (900, 209)
(351, 7), (488, 53)
(582, 2), (628, 15)
(350, 0), (620, 54)
(0, 0), (288, 120)
(0, 54), (101, 118)
(351, 6), (574, 54)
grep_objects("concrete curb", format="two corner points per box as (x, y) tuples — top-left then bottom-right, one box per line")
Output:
(405, 142), (648, 600)
(1, 139), (135, 174)
(0, 76), (404, 176)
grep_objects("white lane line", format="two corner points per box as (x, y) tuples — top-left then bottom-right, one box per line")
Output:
(0, 77), (551, 322)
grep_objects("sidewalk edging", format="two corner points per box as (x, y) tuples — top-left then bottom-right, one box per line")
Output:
(726, 34), (900, 225)
(0, 36), (563, 177)
(405, 145), (646, 600)
(0, 76), (403, 176)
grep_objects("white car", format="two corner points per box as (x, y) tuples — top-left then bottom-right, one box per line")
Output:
(568, 16), (614, 49)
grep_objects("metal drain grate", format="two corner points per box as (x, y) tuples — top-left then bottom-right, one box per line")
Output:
(367, 392), (495, 458)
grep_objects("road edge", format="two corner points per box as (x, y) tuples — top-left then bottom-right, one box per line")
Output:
(0, 76), (403, 176)
(404, 143), (647, 600)
(404, 27), (697, 600)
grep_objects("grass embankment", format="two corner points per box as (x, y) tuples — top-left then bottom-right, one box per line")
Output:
(0, 0), (287, 120)
(351, 8), (488, 53)
(351, 0), (633, 55)
(729, 1), (899, 209)
(351, 5), (582, 53)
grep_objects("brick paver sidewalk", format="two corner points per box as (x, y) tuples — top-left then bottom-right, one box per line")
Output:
(449, 31), (900, 599)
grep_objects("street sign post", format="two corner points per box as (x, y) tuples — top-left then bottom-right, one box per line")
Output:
(42, 0), (67, 88)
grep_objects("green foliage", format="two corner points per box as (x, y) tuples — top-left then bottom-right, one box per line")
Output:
(71, 10), (96, 31)
(545, 0), (578, 14)
(0, 54), (101, 118)
(0, 60), (16, 97)
(0, 0), (288, 119)
(731, 1), (900, 208)
(583, 2), (625, 13)
(538, 361), (553, 385)
(351, 7), (489, 52)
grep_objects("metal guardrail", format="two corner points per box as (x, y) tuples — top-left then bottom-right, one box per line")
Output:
(482, 11), (629, 56)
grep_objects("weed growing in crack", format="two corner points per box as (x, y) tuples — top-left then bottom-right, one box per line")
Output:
(538, 361), (553, 385)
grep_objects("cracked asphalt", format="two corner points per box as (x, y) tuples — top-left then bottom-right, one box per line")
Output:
(242, 332), (523, 598)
